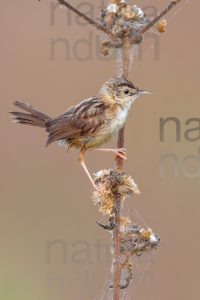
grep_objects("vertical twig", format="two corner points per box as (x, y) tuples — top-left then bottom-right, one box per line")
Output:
(113, 37), (131, 300)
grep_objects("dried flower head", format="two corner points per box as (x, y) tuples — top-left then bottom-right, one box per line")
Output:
(100, 2), (148, 46)
(156, 19), (167, 33)
(120, 225), (160, 256)
(110, 220), (160, 290)
(92, 169), (139, 216)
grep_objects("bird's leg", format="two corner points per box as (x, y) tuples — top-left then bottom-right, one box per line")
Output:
(78, 149), (101, 192)
(95, 148), (127, 160)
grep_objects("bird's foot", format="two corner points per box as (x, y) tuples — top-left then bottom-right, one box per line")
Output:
(113, 148), (127, 160)
(96, 148), (127, 160)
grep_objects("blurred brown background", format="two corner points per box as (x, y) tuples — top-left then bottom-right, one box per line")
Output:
(0, 0), (199, 299)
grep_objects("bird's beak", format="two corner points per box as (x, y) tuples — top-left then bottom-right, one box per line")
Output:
(138, 89), (151, 95)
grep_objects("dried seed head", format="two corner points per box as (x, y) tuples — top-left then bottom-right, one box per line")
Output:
(120, 222), (160, 257)
(156, 19), (167, 33)
(92, 169), (139, 216)
(100, 1), (148, 44)
(94, 169), (139, 197)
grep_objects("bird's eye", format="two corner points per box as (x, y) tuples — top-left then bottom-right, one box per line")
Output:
(124, 89), (129, 95)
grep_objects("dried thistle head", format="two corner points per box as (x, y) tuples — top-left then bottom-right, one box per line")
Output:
(109, 219), (160, 290)
(100, 1), (148, 46)
(120, 225), (160, 256)
(119, 217), (160, 257)
(92, 169), (139, 216)
(94, 169), (139, 196)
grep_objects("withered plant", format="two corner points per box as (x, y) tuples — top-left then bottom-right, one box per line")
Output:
(39, 1), (182, 299)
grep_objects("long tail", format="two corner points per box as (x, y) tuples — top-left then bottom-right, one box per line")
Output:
(11, 101), (51, 128)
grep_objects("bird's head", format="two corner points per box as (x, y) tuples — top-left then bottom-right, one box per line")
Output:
(100, 77), (150, 107)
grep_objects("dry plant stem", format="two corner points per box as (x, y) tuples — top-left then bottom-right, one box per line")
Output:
(56, 0), (118, 41)
(113, 37), (131, 300)
(115, 38), (131, 171)
(42, 1), (182, 299)
(140, 0), (181, 34)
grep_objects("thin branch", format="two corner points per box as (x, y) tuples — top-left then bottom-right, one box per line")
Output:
(115, 127), (125, 171)
(113, 37), (131, 300)
(53, 0), (182, 48)
(140, 0), (181, 34)
(112, 198), (122, 300)
(56, 0), (119, 41)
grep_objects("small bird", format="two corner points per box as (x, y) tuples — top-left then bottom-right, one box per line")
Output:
(11, 77), (149, 190)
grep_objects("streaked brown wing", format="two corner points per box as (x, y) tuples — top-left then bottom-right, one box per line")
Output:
(46, 97), (107, 146)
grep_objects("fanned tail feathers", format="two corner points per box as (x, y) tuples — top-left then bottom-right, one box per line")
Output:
(11, 101), (51, 128)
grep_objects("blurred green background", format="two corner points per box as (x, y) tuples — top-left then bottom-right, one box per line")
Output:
(0, 0), (199, 299)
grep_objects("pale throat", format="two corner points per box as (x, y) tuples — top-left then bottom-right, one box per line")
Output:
(116, 92), (140, 124)
(111, 98), (133, 132)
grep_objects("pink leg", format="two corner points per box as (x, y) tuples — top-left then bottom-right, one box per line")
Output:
(78, 149), (102, 192)
(96, 148), (127, 160)
(80, 160), (97, 190)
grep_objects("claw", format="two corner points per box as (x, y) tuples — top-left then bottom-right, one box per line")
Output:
(95, 148), (127, 160)
(114, 148), (127, 160)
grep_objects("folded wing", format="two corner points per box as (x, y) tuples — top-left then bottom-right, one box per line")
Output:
(46, 97), (107, 146)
